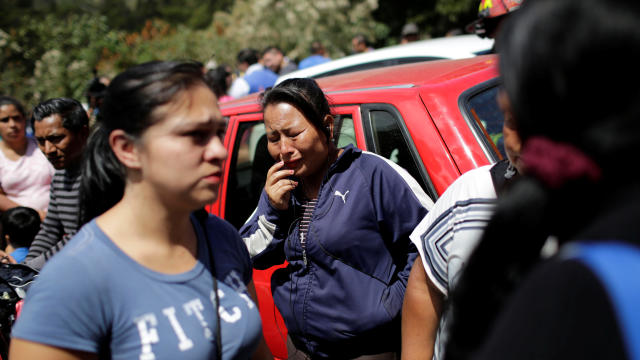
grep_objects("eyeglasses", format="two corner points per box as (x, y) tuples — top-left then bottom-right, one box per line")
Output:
(0, 115), (24, 123)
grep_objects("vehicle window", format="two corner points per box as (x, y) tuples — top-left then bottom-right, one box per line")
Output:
(462, 81), (505, 161)
(225, 121), (273, 229)
(365, 107), (433, 197)
(333, 114), (356, 148)
(314, 57), (444, 79)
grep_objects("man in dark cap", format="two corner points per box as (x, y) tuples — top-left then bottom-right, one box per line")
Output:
(401, 23), (420, 44)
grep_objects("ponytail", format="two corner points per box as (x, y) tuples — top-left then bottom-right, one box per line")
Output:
(79, 125), (125, 225)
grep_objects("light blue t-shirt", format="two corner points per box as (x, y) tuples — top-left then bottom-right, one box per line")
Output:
(298, 54), (331, 69)
(9, 247), (29, 263)
(12, 215), (262, 359)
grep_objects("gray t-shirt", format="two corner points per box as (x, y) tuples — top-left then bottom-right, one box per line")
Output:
(13, 215), (262, 359)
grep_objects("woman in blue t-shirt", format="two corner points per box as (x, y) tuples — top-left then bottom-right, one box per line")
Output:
(10, 61), (272, 360)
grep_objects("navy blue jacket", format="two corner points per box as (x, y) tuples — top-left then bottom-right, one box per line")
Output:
(240, 145), (432, 358)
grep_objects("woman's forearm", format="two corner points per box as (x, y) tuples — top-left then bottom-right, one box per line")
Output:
(0, 191), (20, 212)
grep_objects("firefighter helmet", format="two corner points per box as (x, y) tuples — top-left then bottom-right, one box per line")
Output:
(467, 0), (523, 38)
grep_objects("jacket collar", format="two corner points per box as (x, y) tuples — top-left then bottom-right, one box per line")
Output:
(327, 144), (360, 177)
(290, 144), (360, 206)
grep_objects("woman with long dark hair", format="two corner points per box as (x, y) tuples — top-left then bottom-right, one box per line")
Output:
(240, 78), (432, 359)
(10, 61), (270, 359)
(443, 0), (640, 359)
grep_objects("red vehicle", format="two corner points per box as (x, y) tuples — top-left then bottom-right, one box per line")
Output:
(208, 55), (502, 358)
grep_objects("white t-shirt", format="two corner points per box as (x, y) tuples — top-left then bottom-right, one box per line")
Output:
(228, 63), (264, 99)
(410, 164), (497, 295)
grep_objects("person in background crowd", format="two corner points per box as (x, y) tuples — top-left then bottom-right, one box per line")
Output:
(205, 65), (234, 103)
(261, 46), (298, 76)
(228, 48), (278, 99)
(85, 75), (107, 127)
(235, 48), (260, 76)
(444, 0), (640, 359)
(351, 34), (374, 53)
(0, 96), (54, 221)
(298, 41), (331, 70)
(10, 60), (272, 360)
(1, 206), (40, 264)
(21, 98), (89, 270)
(445, 28), (463, 37)
(400, 23), (420, 44)
(240, 78), (433, 359)
(98, 76), (110, 86)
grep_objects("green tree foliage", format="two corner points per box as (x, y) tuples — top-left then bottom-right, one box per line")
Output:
(96, 0), (227, 31)
(103, 20), (217, 69)
(212, 0), (386, 62)
(1, 0), (480, 108)
(375, 0), (478, 43)
(0, 0), (229, 31)
(1, 13), (121, 107)
(435, 0), (479, 30)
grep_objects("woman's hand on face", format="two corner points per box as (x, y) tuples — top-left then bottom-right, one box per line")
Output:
(265, 161), (298, 210)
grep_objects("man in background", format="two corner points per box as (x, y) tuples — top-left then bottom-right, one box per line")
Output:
(262, 46), (298, 76)
(23, 97), (89, 270)
(400, 23), (420, 44)
(85, 76), (107, 127)
(351, 34), (374, 53)
(298, 41), (331, 69)
(228, 48), (278, 98)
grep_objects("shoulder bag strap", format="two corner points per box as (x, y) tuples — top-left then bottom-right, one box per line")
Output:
(566, 242), (640, 360)
(194, 209), (223, 359)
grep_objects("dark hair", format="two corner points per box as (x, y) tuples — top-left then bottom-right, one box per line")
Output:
(31, 97), (89, 133)
(85, 77), (108, 105)
(444, 1), (640, 358)
(500, 1), (640, 169)
(236, 48), (259, 66)
(80, 61), (209, 224)
(352, 34), (370, 47)
(204, 65), (231, 99)
(0, 96), (26, 117)
(310, 41), (325, 55)
(261, 45), (283, 57)
(1, 207), (41, 249)
(260, 78), (332, 140)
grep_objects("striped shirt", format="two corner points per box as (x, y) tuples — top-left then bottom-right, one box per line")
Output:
(299, 198), (318, 267)
(410, 164), (497, 295)
(23, 167), (81, 270)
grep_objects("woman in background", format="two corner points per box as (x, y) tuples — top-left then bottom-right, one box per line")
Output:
(0, 96), (54, 220)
